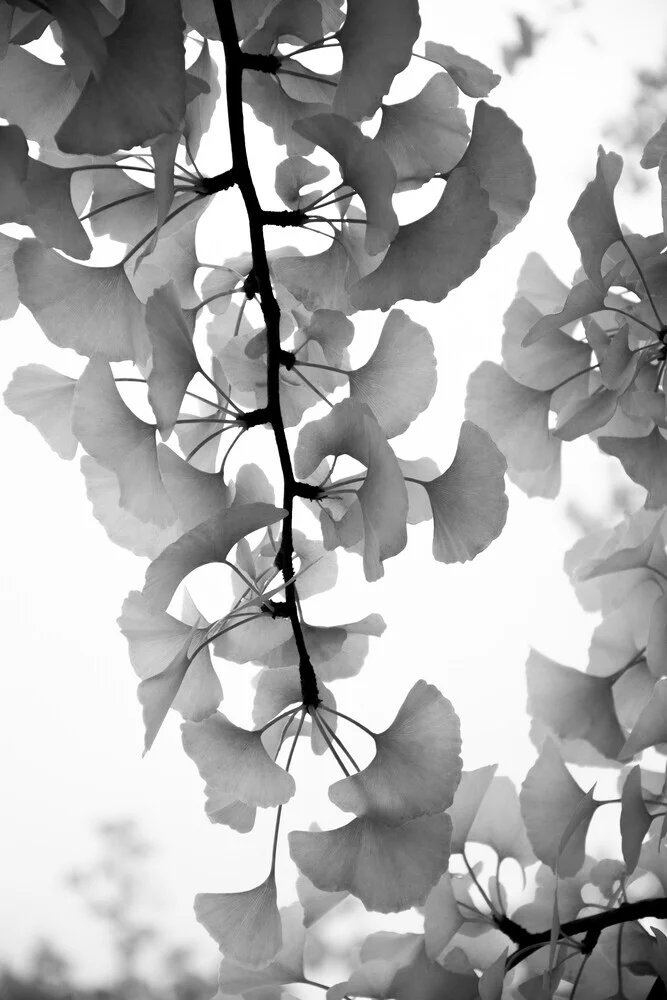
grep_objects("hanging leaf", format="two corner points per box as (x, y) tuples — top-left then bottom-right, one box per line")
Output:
(598, 429), (667, 509)
(0, 45), (78, 147)
(295, 399), (408, 581)
(195, 875), (282, 969)
(333, 0), (420, 121)
(275, 155), (329, 210)
(526, 649), (625, 760)
(620, 765), (653, 874)
(448, 764), (498, 853)
(294, 114), (398, 255)
(328, 681), (462, 824)
(520, 739), (599, 876)
(420, 421), (508, 563)
(424, 41), (500, 98)
(348, 309), (436, 438)
(15, 240), (150, 364)
(350, 166), (496, 310)
(141, 503), (287, 610)
(467, 775), (535, 869)
(183, 40), (220, 159)
(181, 712), (296, 808)
(72, 357), (176, 527)
(374, 74), (469, 192)
(4, 364), (78, 460)
(145, 282), (200, 438)
(56, 0), (187, 155)
(289, 813), (452, 913)
(620, 679), (667, 758)
(568, 147), (624, 292)
(214, 902), (306, 994)
(455, 101), (535, 245)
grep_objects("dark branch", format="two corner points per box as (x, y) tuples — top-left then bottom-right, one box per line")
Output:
(213, 0), (320, 708)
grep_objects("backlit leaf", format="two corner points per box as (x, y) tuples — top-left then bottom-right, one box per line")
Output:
(568, 147), (624, 291)
(290, 813), (452, 913)
(195, 875), (281, 969)
(620, 765), (653, 874)
(4, 363), (78, 460)
(448, 764), (498, 853)
(620, 679), (667, 758)
(467, 775), (535, 868)
(598, 428), (667, 508)
(145, 283), (200, 438)
(424, 41), (500, 98)
(214, 902), (306, 994)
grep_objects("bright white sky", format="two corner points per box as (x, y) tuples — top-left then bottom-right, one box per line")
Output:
(1, 0), (667, 987)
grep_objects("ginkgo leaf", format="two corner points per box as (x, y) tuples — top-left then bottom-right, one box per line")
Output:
(195, 874), (282, 969)
(242, 68), (329, 155)
(578, 515), (667, 584)
(214, 902), (306, 994)
(205, 790), (256, 833)
(137, 638), (192, 752)
(501, 296), (592, 390)
(568, 147), (624, 292)
(553, 385), (620, 441)
(448, 764), (498, 853)
(642, 120), (667, 169)
(275, 155), (329, 210)
(80, 456), (181, 559)
(296, 871), (348, 928)
(0, 233), (19, 320)
(141, 503), (287, 610)
(157, 446), (233, 533)
(620, 765), (653, 874)
(134, 131), (180, 268)
(72, 357), (176, 528)
(48, 0), (116, 85)
(351, 166), (496, 310)
(598, 429), (667, 509)
(423, 872), (478, 961)
(520, 739), (599, 876)
(467, 775), (535, 868)
(184, 40), (219, 159)
(56, 0), (186, 155)
(15, 240), (150, 364)
(522, 277), (607, 346)
(294, 114), (398, 256)
(465, 361), (558, 474)
(145, 282), (200, 438)
(620, 679), (667, 758)
(0, 44), (78, 147)
(181, 712), (295, 807)
(526, 649), (625, 760)
(421, 421), (508, 563)
(295, 399), (408, 581)
(374, 74), (469, 192)
(455, 101), (535, 244)
(424, 41), (500, 98)
(348, 310), (436, 438)
(289, 813), (452, 913)
(333, 0), (420, 121)
(328, 681), (461, 824)
(4, 363), (78, 460)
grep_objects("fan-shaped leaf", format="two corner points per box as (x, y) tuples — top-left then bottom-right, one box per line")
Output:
(620, 679), (667, 758)
(4, 364), (77, 460)
(195, 875), (281, 969)
(598, 429), (667, 509)
(568, 147), (624, 291)
(620, 765), (653, 874)
(424, 41), (500, 98)
(145, 283), (200, 438)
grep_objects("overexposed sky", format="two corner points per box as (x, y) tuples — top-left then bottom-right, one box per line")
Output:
(1, 0), (667, 986)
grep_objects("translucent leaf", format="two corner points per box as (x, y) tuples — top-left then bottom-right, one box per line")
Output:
(49, 0), (114, 85)
(275, 155), (329, 210)
(648, 594), (667, 678)
(526, 649), (625, 760)
(195, 874), (281, 969)
(145, 283), (200, 438)
(182, 712), (295, 807)
(4, 363), (77, 460)
(620, 679), (667, 758)
(620, 765), (653, 874)
(424, 41), (500, 98)
(523, 277), (607, 346)
(184, 40), (219, 158)
(455, 101), (535, 245)
(578, 515), (667, 584)
(465, 361), (558, 475)
(138, 639), (192, 752)
(553, 385), (619, 442)
(141, 503), (287, 610)
(520, 739), (598, 876)
(80, 456), (180, 558)
(642, 119), (667, 169)
(423, 872), (476, 960)
(214, 902), (305, 994)
(205, 791), (255, 833)
(349, 309), (436, 438)
(0, 45), (78, 147)
(56, 0), (186, 155)
(397, 457), (440, 524)
(294, 114), (398, 256)
(478, 948), (509, 1000)
(351, 166), (495, 310)
(448, 764), (498, 853)
(157, 446), (233, 532)
(242, 69), (329, 155)
(501, 297), (592, 390)
(0, 233), (19, 320)
(333, 0), (420, 121)
(598, 429), (667, 509)
(568, 147), (624, 292)
(289, 813), (452, 913)
(329, 681), (462, 824)
(421, 421), (508, 564)
(374, 74), (469, 192)
(134, 131), (179, 267)
(253, 668), (336, 756)
(15, 240), (150, 364)
(295, 399), (408, 581)
(467, 775), (535, 868)
(72, 357), (176, 527)
(296, 872), (348, 928)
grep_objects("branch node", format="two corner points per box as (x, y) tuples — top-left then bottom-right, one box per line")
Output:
(262, 209), (307, 227)
(197, 168), (236, 195)
(239, 407), (270, 429)
(279, 349), (296, 370)
(293, 482), (323, 501)
(241, 52), (281, 74)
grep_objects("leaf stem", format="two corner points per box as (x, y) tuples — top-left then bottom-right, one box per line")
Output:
(270, 708), (307, 873)
(295, 360), (350, 376)
(314, 710), (361, 771)
(319, 704), (376, 738)
(119, 194), (202, 267)
(293, 367), (334, 407)
(185, 425), (228, 463)
(311, 710), (350, 776)
(461, 849), (498, 916)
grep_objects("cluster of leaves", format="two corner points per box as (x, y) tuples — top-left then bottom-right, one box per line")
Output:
(6, 0), (667, 997)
